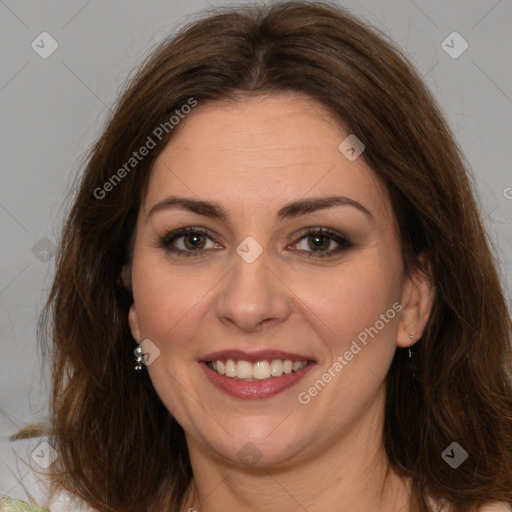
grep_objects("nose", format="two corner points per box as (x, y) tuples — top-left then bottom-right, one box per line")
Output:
(214, 249), (293, 333)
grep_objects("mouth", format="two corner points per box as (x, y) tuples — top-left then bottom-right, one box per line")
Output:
(199, 350), (316, 399)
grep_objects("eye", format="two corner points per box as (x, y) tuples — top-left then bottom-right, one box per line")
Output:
(291, 228), (352, 258)
(159, 227), (221, 257)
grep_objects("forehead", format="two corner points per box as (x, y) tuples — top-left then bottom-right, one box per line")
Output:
(143, 93), (393, 225)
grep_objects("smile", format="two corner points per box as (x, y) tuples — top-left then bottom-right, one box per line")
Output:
(200, 350), (316, 399)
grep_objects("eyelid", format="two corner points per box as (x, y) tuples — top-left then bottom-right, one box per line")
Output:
(292, 226), (351, 244)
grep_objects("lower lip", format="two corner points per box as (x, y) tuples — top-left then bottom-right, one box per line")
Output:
(200, 361), (315, 399)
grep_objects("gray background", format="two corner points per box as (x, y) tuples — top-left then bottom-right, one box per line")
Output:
(1, 0), (511, 501)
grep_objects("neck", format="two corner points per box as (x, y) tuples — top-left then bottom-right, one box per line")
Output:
(181, 387), (412, 512)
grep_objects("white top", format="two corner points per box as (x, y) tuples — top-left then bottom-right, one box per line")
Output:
(42, 491), (96, 512)
(1, 432), (510, 511)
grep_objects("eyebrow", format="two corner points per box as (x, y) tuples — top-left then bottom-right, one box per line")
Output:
(146, 195), (373, 223)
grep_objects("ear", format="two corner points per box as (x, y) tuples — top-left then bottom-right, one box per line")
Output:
(128, 303), (141, 343)
(396, 255), (435, 348)
(121, 263), (132, 292)
(122, 263), (141, 341)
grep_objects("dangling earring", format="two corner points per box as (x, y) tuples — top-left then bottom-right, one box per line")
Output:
(408, 334), (416, 378)
(134, 346), (143, 371)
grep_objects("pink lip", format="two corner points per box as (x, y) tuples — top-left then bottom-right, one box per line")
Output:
(200, 349), (315, 363)
(199, 360), (316, 400)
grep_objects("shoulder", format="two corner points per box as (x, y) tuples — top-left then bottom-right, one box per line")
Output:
(0, 432), (97, 512)
(428, 496), (511, 512)
(41, 489), (97, 512)
(478, 504), (512, 512)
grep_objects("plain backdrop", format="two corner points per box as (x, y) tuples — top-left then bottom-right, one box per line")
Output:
(1, 0), (511, 500)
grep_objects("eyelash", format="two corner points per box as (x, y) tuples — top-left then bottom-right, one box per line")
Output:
(158, 226), (352, 259)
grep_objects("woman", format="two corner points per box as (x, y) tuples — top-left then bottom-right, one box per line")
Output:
(6, 1), (512, 511)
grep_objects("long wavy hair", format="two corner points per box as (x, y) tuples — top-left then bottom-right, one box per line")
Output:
(34, 1), (512, 511)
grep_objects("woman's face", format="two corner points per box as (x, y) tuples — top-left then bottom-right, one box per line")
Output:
(127, 93), (429, 468)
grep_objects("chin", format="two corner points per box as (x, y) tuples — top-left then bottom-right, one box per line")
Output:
(194, 418), (315, 470)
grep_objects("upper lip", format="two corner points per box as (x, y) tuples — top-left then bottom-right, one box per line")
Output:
(200, 349), (316, 363)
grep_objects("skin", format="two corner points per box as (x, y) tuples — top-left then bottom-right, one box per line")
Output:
(125, 93), (434, 511)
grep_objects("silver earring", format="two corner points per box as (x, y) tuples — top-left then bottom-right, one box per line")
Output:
(407, 336), (417, 378)
(408, 334), (415, 360)
(134, 346), (143, 371)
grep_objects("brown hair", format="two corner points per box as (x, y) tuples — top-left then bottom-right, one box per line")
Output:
(37, 1), (512, 511)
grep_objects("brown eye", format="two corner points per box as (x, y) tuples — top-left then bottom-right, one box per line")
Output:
(159, 227), (220, 257)
(292, 228), (352, 258)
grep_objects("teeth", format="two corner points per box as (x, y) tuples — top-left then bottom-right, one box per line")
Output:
(253, 361), (270, 380)
(225, 359), (236, 377)
(292, 361), (305, 372)
(208, 358), (309, 380)
(270, 359), (283, 377)
(236, 360), (253, 379)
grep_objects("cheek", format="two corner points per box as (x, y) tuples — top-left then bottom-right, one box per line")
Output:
(298, 254), (403, 413)
(131, 255), (194, 344)
(306, 250), (402, 346)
